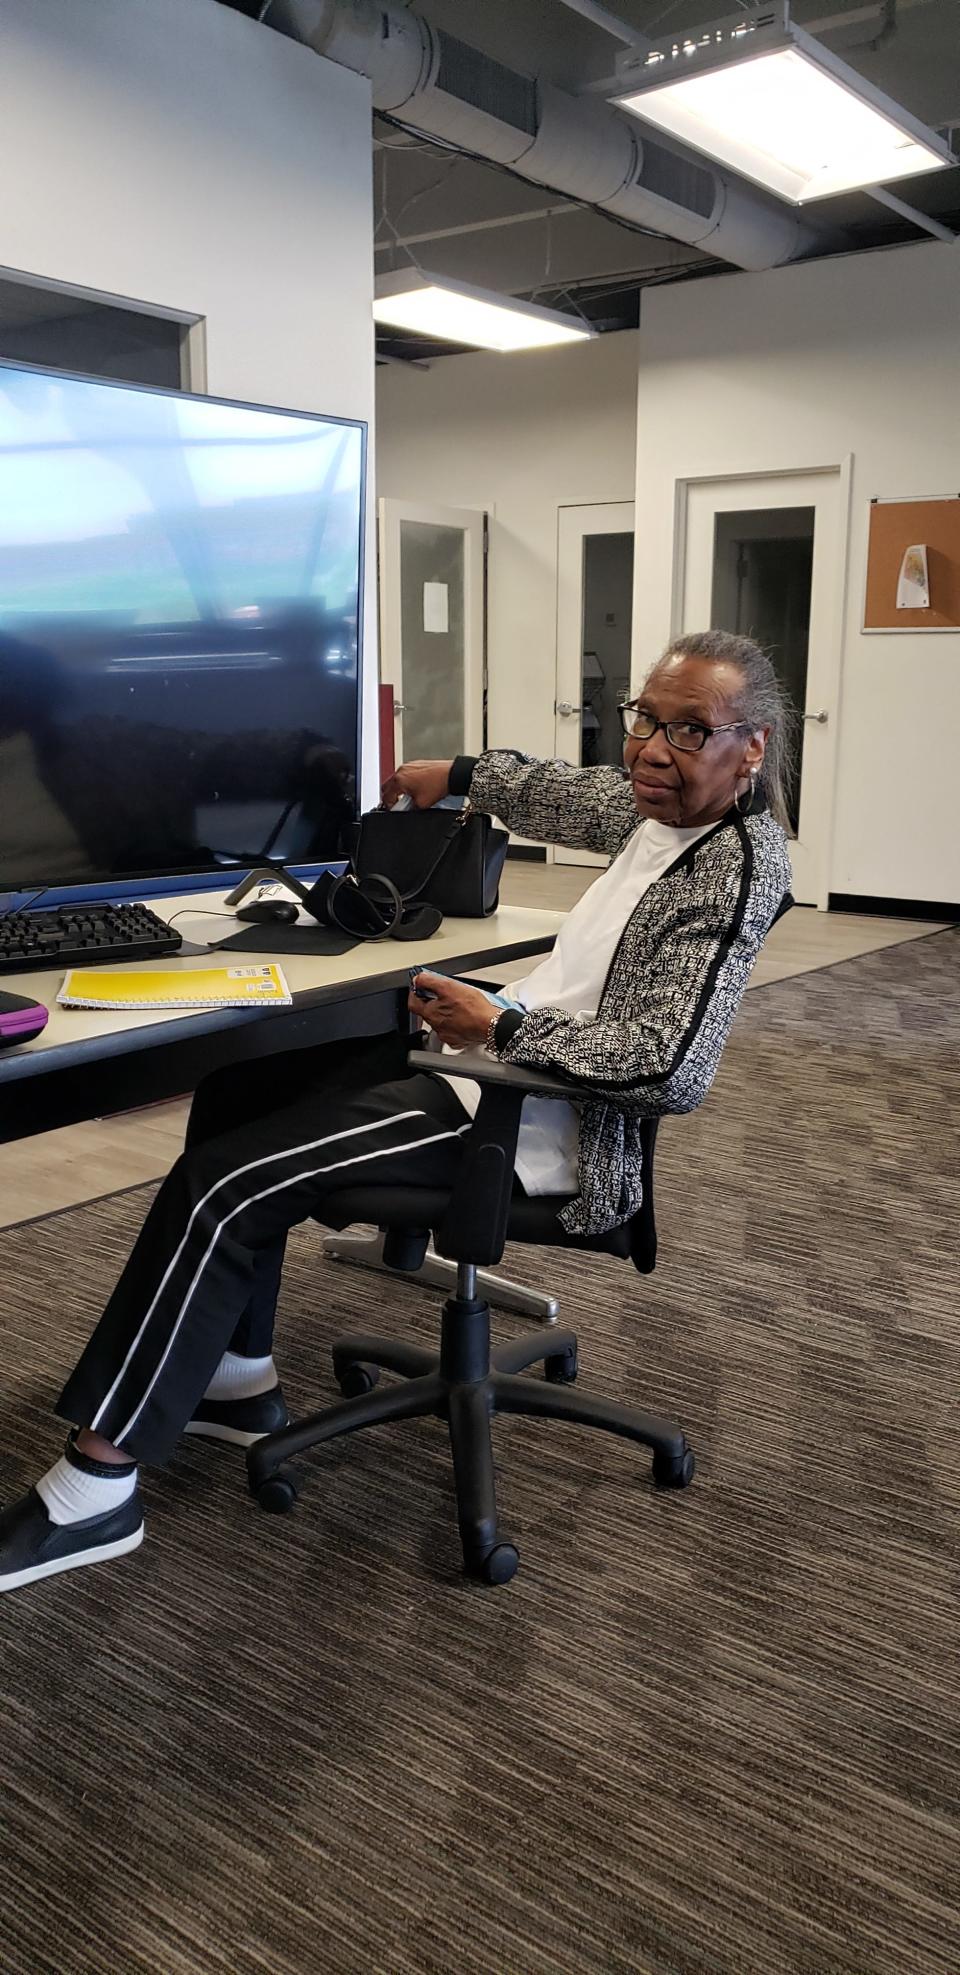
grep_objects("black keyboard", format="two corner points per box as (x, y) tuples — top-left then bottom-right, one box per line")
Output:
(0, 902), (183, 974)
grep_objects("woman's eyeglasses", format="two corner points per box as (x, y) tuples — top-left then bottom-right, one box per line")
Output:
(619, 705), (749, 755)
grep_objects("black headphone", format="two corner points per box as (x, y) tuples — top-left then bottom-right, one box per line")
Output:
(230, 863), (442, 943)
(300, 867), (442, 943)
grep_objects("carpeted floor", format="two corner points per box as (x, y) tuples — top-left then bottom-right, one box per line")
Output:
(0, 931), (958, 1975)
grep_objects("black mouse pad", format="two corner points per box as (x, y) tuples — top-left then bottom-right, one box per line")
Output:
(214, 924), (357, 957)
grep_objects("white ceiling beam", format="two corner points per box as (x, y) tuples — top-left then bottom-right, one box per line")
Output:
(869, 185), (958, 239)
(805, 0), (940, 31)
(374, 202), (580, 253)
(551, 0), (652, 50)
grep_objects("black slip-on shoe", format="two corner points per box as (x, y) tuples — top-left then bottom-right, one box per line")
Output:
(0, 1487), (144, 1594)
(184, 1383), (290, 1448)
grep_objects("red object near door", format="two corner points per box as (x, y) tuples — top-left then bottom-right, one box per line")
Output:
(378, 682), (395, 784)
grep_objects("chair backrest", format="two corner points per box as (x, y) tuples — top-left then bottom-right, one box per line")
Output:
(434, 1121), (659, 1271)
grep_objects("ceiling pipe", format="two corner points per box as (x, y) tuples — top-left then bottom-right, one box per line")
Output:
(264, 0), (823, 272)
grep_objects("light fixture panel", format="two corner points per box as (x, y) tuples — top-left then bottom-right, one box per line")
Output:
(615, 16), (952, 204)
(373, 271), (594, 352)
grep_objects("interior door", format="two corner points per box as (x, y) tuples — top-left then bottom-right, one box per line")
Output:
(378, 498), (485, 770)
(679, 469), (846, 907)
(554, 502), (635, 867)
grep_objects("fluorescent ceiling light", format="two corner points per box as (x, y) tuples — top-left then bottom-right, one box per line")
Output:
(614, 14), (953, 204)
(373, 271), (594, 351)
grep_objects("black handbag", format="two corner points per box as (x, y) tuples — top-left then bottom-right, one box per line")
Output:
(351, 805), (509, 919)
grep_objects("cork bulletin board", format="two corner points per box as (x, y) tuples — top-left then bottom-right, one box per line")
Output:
(864, 496), (960, 630)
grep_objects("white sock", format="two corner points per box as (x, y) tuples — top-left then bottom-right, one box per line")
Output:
(37, 1443), (138, 1527)
(203, 1351), (278, 1403)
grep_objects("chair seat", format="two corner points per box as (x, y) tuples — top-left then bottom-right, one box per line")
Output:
(324, 1184), (635, 1260)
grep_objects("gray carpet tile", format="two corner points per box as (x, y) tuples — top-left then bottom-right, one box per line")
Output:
(0, 931), (958, 1975)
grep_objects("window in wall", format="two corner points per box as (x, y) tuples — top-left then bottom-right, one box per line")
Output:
(0, 275), (197, 389)
(397, 519), (467, 759)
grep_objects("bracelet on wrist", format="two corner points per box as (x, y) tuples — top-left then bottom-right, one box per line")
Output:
(485, 1013), (500, 1055)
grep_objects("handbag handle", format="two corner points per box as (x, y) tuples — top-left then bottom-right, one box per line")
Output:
(360, 804), (469, 904)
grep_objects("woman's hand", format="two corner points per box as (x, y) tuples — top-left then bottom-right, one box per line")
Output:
(408, 975), (497, 1050)
(381, 760), (454, 810)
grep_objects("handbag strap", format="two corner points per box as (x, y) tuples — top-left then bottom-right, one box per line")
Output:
(325, 870), (404, 942)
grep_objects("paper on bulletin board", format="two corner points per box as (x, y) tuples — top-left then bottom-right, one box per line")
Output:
(896, 544), (930, 610)
(423, 581), (449, 634)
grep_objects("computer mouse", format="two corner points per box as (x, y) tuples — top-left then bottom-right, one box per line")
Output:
(235, 899), (301, 925)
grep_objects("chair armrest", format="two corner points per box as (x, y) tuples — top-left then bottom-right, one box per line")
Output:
(407, 1047), (576, 1102)
(406, 1048), (578, 1266)
(394, 1050), (528, 1265)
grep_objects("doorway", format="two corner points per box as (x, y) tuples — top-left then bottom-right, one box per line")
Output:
(711, 506), (815, 834)
(554, 502), (634, 868)
(678, 468), (847, 905)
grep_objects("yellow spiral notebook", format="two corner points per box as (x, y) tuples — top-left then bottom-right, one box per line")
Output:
(57, 963), (292, 1011)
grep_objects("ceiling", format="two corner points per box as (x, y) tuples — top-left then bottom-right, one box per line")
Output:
(225, 0), (960, 357)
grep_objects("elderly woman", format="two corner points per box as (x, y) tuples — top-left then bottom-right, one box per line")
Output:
(1, 630), (792, 1594)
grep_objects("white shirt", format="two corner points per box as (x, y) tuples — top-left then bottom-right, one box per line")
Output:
(441, 816), (714, 1194)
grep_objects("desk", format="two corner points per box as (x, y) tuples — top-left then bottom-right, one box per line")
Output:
(0, 888), (561, 1146)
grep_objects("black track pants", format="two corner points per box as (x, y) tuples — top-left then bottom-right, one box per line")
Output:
(57, 1033), (468, 1464)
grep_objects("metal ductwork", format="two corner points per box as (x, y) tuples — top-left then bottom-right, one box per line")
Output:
(265, 0), (822, 272)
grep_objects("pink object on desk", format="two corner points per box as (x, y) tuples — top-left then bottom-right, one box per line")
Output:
(0, 990), (49, 1050)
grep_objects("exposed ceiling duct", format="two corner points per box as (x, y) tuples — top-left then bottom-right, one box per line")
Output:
(265, 0), (824, 273)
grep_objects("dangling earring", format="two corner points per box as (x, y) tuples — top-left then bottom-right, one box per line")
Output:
(736, 769), (758, 816)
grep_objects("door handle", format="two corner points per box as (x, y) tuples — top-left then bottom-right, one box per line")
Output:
(555, 701), (584, 717)
(393, 700), (407, 715)
(803, 709), (828, 724)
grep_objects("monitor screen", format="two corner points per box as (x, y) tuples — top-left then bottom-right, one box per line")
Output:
(0, 361), (365, 894)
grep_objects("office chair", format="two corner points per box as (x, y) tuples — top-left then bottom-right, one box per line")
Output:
(248, 1047), (694, 1585)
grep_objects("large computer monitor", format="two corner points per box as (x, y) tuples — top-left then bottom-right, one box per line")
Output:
(0, 360), (365, 901)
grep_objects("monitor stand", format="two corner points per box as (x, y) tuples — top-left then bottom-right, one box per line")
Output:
(223, 866), (305, 909)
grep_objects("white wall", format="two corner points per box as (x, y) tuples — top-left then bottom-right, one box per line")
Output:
(0, 0), (380, 798)
(376, 331), (640, 763)
(634, 243), (960, 905)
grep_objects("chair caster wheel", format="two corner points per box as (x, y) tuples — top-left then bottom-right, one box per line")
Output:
(254, 1470), (299, 1514)
(652, 1446), (696, 1489)
(467, 1543), (520, 1586)
(544, 1345), (578, 1384)
(337, 1361), (380, 1399)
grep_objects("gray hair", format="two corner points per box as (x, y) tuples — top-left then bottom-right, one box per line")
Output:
(648, 629), (798, 831)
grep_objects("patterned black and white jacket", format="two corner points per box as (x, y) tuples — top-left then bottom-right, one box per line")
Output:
(449, 750), (793, 1236)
